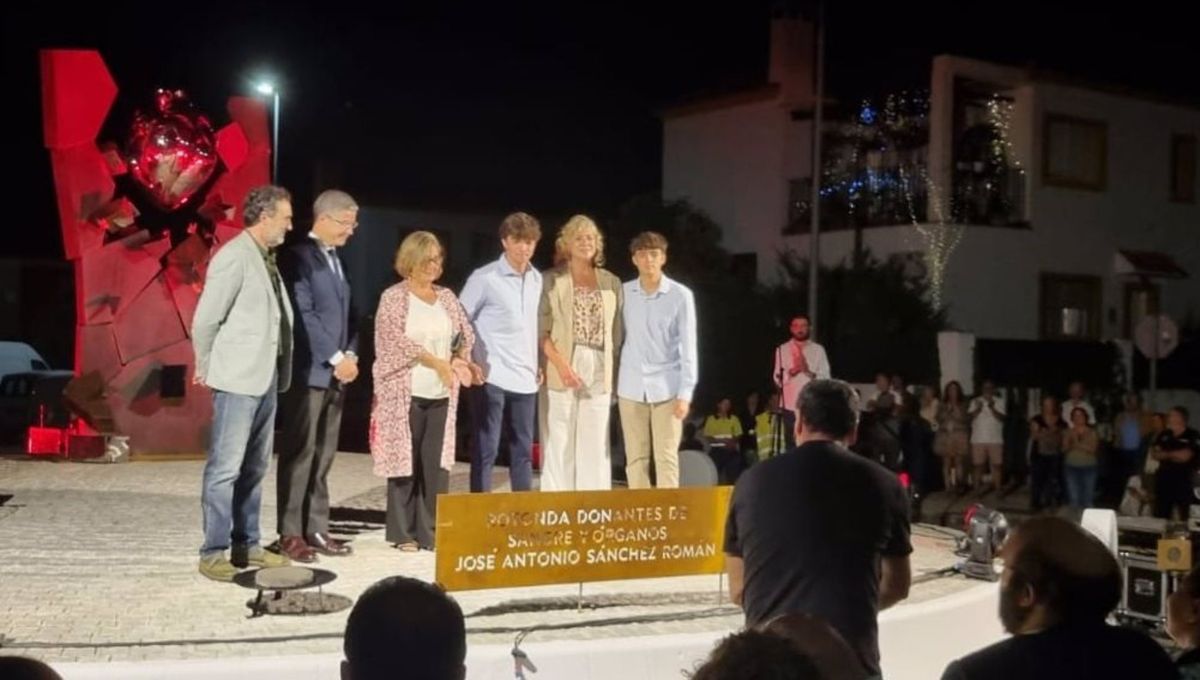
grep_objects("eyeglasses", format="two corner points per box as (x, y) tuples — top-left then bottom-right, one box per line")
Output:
(329, 216), (358, 229)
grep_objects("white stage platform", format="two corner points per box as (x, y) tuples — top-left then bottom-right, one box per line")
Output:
(0, 454), (1006, 679)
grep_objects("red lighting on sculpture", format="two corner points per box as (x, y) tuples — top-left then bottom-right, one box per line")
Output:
(126, 89), (219, 211)
(39, 49), (271, 458)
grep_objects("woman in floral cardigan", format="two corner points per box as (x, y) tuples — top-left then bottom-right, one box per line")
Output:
(371, 231), (478, 551)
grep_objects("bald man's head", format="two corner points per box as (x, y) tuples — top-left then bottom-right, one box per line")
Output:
(999, 517), (1121, 632)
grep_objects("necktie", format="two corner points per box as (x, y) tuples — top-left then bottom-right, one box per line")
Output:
(327, 248), (343, 280)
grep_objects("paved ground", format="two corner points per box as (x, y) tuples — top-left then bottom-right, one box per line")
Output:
(0, 451), (974, 667)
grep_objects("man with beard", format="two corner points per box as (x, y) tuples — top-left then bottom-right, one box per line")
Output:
(940, 516), (1175, 680)
(192, 185), (295, 581)
(772, 314), (830, 446)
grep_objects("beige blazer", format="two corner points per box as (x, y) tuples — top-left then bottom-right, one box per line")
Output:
(538, 266), (623, 392)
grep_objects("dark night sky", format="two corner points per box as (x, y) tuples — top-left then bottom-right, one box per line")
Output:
(4, 0), (1197, 259)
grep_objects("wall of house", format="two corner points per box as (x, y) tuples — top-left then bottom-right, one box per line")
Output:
(664, 43), (1199, 342)
(1029, 82), (1200, 335)
(787, 64), (1200, 341)
(663, 99), (793, 278)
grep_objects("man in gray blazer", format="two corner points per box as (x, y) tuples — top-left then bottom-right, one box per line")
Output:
(192, 185), (296, 581)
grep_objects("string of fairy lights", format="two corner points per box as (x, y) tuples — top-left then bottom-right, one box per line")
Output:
(803, 89), (1025, 307)
(986, 94), (1022, 176)
(900, 164), (963, 309)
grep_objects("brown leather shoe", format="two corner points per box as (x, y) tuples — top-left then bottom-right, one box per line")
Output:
(308, 532), (352, 556)
(278, 535), (318, 563)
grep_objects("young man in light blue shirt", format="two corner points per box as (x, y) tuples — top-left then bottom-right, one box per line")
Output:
(617, 231), (698, 488)
(459, 212), (543, 492)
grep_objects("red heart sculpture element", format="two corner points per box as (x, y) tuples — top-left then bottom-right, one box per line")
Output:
(126, 89), (218, 211)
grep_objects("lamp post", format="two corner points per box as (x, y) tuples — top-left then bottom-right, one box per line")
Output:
(808, 0), (825, 338)
(255, 81), (280, 182)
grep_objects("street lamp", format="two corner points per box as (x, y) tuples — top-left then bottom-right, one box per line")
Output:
(256, 81), (280, 182)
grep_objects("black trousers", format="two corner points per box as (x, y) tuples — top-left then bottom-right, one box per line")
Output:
(1030, 454), (1063, 511)
(1155, 474), (1193, 521)
(387, 397), (450, 548)
(708, 444), (746, 485)
(277, 384), (344, 536)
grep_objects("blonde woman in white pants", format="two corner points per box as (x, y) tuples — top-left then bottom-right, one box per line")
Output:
(538, 215), (624, 491)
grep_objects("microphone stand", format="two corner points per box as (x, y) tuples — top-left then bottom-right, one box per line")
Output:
(772, 342), (788, 457)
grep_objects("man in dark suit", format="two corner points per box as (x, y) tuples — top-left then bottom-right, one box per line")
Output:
(276, 189), (360, 562)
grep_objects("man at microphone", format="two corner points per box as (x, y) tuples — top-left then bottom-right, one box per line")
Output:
(772, 315), (830, 447)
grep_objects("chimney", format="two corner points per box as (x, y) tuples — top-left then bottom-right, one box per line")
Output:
(768, 15), (816, 108)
